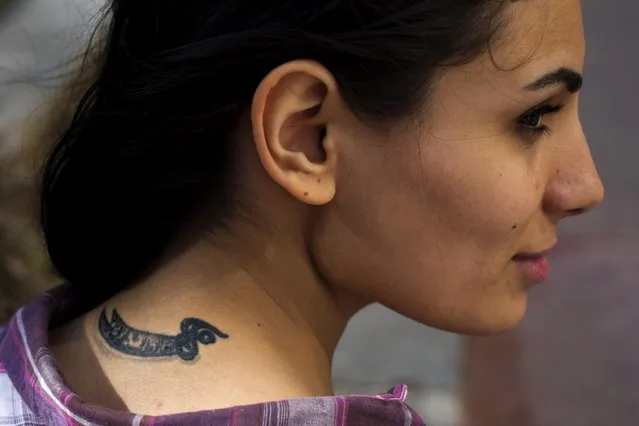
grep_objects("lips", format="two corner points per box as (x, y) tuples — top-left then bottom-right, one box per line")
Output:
(513, 255), (550, 283)
(513, 244), (556, 284)
(513, 247), (554, 260)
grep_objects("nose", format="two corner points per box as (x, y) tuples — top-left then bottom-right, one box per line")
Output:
(542, 131), (605, 219)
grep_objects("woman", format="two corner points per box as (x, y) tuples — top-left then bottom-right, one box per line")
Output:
(0, 0), (603, 424)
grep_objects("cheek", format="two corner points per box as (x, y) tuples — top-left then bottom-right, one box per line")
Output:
(408, 140), (541, 249)
(312, 136), (543, 331)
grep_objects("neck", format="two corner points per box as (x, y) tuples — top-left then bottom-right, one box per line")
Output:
(52, 231), (365, 414)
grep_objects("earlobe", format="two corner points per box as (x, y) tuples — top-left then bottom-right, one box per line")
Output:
(251, 60), (339, 206)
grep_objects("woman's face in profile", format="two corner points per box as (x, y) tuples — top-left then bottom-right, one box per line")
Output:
(306, 0), (603, 334)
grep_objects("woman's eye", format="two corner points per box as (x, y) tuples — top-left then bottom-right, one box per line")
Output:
(518, 111), (543, 129)
(516, 103), (564, 136)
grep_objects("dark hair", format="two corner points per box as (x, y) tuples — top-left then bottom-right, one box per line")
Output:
(40, 0), (509, 296)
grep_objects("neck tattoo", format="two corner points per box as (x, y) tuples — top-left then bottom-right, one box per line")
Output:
(98, 308), (229, 362)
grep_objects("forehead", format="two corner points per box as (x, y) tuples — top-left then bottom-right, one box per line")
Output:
(490, 0), (585, 74)
(427, 0), (585, 113)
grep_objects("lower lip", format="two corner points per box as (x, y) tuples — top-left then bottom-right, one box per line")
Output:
(513, 256), (550, 283)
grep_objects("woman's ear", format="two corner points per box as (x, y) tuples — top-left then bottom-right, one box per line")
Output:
(251, 60), (341, 206)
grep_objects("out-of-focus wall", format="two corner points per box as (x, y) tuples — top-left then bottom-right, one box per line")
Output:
(0, 0), (101, 152)
(0, 0), (103, 319)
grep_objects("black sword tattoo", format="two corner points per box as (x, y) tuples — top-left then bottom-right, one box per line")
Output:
(98, 308), (229, 362)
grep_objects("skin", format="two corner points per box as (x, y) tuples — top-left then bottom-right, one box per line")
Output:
(50, 0), (603, 416)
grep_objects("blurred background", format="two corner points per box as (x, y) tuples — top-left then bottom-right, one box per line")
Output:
(0, 1), (636, 425)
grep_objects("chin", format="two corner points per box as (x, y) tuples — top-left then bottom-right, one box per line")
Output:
(461, 303), (529, 336)
(459, 315), (526, 336)
(410, 298), (529, 336)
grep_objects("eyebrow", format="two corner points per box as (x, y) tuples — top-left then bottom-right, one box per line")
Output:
(524, 68), (584, 93)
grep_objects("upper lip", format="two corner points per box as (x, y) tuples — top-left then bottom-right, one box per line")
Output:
(514, 243), (557, 259)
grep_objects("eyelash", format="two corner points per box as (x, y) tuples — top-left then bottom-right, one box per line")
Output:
(516, 103), (565, 137)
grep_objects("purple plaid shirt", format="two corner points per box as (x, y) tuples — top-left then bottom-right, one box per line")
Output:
(0, 285), (426, 425)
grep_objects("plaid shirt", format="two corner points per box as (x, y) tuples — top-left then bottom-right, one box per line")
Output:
(0, 285), (426, 425)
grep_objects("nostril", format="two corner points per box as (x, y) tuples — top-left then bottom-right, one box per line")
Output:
(567, 207), (586, 216)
